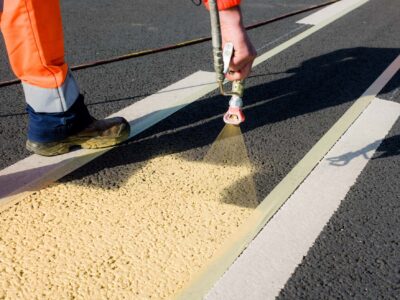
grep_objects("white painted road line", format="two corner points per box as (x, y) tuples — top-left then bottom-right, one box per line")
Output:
(0, 71), (216, 212)
(297, 0), (369, 25)
(205, 98), (400, 300)
(253, 0), (368, 68)
(176, 54), (400, 300)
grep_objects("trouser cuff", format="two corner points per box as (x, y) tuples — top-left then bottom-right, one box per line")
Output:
(22, 71), (80, 113)
(27, 94), (92, 143)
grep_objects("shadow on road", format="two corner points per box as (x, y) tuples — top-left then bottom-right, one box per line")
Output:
(13, 47), (400, 206)
(326, 140), (382, 166)
(326, 134), (400, 166)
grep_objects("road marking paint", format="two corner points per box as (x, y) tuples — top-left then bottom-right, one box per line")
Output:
(253, 0), (368, 68)
(205, 98), (400, 300)
(0, 71), (216, 212)
(297, 0), (368, 25)
(0, 138), (259, 298)
(175, 55), (400, 299)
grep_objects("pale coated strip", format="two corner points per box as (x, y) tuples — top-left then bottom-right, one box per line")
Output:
(297, 0), (369, 25)
(252, 0), (369, 67)
(206, 98), (400, 300)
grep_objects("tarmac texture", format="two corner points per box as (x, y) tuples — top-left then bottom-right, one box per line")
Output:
(0, 0), (399, 298)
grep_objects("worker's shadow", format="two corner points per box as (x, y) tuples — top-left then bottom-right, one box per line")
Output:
(57, 46), (400, 207)
(327, 134), (400, 166)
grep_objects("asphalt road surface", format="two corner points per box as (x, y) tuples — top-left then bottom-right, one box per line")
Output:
(0, 0), (399, 298)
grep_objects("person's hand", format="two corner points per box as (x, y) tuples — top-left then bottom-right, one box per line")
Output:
(219, 6), (256, 81)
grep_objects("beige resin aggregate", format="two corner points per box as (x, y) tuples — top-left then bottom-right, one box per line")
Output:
(0, 126), (258, 299)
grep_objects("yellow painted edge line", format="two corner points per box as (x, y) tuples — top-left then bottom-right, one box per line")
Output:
(175, 1), (375, 298)
(175, 43), (399, 300)
(205, 98), (400, 299)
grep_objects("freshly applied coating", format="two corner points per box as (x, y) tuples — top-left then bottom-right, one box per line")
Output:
(0, 126), (257, 299)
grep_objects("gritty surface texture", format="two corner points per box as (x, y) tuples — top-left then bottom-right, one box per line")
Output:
(0, 127), (258, 299)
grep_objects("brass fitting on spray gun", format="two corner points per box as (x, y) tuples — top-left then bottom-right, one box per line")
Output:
(208, 0), (245, 125)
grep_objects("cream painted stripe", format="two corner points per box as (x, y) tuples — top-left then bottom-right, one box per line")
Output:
(0, 71), (216, 213)
(297, 0), (368, 25)
(252, 0), (368, 68)
(206, 98), (400, 300)
(175, 56), (400, 300)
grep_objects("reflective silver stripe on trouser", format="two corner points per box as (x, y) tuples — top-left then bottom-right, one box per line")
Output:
(0, 0), (3, 12)
(22, 71), (80, 113)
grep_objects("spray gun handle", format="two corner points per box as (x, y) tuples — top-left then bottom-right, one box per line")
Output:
(219, 43), (245, 98)
(208, 0), (245, 98)
(232, 80), (245, 98)
(222, 43), (234, 74)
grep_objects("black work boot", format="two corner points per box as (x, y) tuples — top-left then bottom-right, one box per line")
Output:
(26, 117), (130, 156)
(25, 94), (130, 156)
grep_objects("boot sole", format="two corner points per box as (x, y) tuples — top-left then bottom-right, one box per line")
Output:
(26, 127), (130, 157)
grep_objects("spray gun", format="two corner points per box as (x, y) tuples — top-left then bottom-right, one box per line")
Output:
(209, 0), (245, 126)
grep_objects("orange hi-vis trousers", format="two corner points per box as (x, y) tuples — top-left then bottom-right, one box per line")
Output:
(0, 0), (79, 113)
(0, 0), (241, 113)
(203, 0), (241, 10)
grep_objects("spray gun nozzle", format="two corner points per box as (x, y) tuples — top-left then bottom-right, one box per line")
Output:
(223, 96), (245, 125)
(223, 107), (245, 125)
